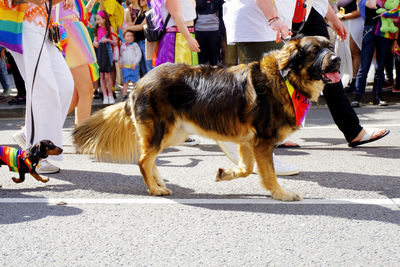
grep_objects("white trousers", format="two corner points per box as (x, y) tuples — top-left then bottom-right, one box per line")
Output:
(11, 21), (74, 160)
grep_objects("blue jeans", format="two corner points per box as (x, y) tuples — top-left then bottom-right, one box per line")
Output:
(137, 39), (153, 76)
(355, 25), (393, 97)
(0, 55), (10, 91)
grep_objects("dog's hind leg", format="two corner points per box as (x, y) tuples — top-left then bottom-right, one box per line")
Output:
(139, 147), (171, 196)
(252, 143), (302, 201)
(216, 144), (254, 181)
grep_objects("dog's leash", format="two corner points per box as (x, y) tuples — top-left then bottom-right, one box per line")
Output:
(28, 0), (53, 148)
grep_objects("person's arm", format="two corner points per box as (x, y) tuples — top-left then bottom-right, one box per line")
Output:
(166, 0), (200, 52)
(124, 18), (146, 32)
(255, 0), (291, 42)
(366, 0), (377, 9)
(326, 4), (347, 41)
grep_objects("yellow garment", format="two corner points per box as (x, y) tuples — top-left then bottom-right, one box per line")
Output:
(102, 0), (124, 33)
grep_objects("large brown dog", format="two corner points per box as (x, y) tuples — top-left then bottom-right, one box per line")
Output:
(73, 36), (341, 201)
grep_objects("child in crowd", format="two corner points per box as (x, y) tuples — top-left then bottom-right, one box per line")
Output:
(0, 46), (10, 97)
(118, 30), (141, 100)
(93, 10), (118, 105)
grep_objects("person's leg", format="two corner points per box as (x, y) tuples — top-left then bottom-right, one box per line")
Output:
(353, 26), (376, 104)
(195, 31), (209, 64)
(69, 64), (94, 124)
(236, 41), (283, 64)
(0, 56), (10, 95)
(373, 37), (392, 104)
(5, 51), (26, 99)
(137, 39), (148, 76)
(384, 44), (394, 85)
(344, 35), (361, 92)
(207, 31), (222, 66)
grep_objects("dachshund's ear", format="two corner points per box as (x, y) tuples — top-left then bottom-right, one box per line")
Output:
(28, 143), (40, 159)
(39, 141), (48, 158)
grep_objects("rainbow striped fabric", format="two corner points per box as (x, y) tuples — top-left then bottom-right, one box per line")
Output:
(74, 0), (89, 26)
(0, 1), (27, 53)
(0, 146), (33, 173)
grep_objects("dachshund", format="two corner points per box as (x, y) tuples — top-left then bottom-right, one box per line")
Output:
(0, 140), (63, 187)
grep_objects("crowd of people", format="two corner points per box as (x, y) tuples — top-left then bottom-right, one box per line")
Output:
(0, 0), (393, 175)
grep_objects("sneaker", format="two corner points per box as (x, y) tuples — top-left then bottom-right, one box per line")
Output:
(2, 88), (11, 96)
(217, 142), (299, 176)
(13, 127), (26, 149)
(392, 87), (400, 93)
(182, 136), (200, 146)
(122, 95), (128, 101)
(103, 95), (109, 105)
(373, 98), (388, 106)
(344, 78), (356, 93)
(108, 95), (115, 104)
(273, 155), (300, 176)
(36, 159), (60, 174)
(93, 89), (100, 99)
(382, 79), (394, 89)
(351, 100), (360, 107)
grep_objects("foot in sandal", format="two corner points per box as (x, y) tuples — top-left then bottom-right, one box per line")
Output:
(348, 128), (390, 147)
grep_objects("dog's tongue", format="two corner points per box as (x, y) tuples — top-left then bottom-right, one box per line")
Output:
(324, 71), (341, 83)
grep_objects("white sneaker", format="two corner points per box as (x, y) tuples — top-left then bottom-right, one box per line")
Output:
(181, 136), (200, 146)
(217, 141), (300, 176)
(13, 127), (26, 149)
(273, 154), (300, 176)
(103, 95), (109, 105)
(36, 159), (60, 174)
(108, 95), (115, 104)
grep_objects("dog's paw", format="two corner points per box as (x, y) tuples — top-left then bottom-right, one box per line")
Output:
(149, 186), (172, 196)
(41, 177), (49, 183)
(215, 168), (235, 181)
(12, 177), (22, 183)
(271, 190), (302, 202)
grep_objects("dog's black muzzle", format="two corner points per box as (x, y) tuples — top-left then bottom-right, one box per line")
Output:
(310, 48), (341, 83)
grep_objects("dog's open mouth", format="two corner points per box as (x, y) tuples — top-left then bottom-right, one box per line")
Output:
(321, 71), (341, 83)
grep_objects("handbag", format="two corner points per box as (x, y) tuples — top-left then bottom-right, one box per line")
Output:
(143, 8), (171, 42)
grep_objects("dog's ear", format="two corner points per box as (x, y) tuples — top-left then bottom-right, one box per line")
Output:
(277, 39), (304, 77)
(28, 143), (41, 159)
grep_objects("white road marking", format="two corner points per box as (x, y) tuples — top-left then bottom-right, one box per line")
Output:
(0, 198), (399, 206)
(303, 124), (400, 129)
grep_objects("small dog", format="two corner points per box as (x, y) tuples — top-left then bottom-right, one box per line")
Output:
(0, 140), (63, 187)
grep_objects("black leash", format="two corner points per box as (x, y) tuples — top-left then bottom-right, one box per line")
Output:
(29, 0), (53, 147)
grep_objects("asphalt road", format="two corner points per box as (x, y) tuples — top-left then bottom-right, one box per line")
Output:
(0, 104), (400, 266)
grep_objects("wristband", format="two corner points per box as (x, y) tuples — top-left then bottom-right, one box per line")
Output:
(268, 16), (280, 27)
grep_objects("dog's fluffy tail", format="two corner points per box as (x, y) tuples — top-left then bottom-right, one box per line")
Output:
(72, 101), (140, 163)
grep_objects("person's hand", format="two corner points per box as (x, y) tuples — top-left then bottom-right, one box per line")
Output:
(187, 36), (200, 52)
(131, 64), (136, 70)
(270, 19), (292, 43)
(331, 19), (347, 42)
(93, 41), (99, 48)
(392, 41), (400, 55)
(101, 38), (109, 43)
(63, 0), (74, 9)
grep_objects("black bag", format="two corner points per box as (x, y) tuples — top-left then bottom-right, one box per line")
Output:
(143, 8), (171, 42)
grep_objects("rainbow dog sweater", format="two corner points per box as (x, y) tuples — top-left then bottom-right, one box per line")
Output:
(0, 146), (33, 173)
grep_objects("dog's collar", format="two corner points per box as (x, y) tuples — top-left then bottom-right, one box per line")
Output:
(284, 79), (311, 127)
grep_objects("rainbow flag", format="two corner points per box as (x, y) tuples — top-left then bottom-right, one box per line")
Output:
(0, 1), (27, 53)
(74, 0), (89, 26)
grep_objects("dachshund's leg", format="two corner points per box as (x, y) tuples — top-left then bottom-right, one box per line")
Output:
(30, 173), (49, 183)
(12, 171), (26, 183)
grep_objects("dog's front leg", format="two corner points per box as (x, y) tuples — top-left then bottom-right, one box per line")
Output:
(138, 148), (171, 196)
(253, 143), (302, 201)
(30, 172), (49, 183)
(216, 144), (254, 181)
(12, 170), (26, 183)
